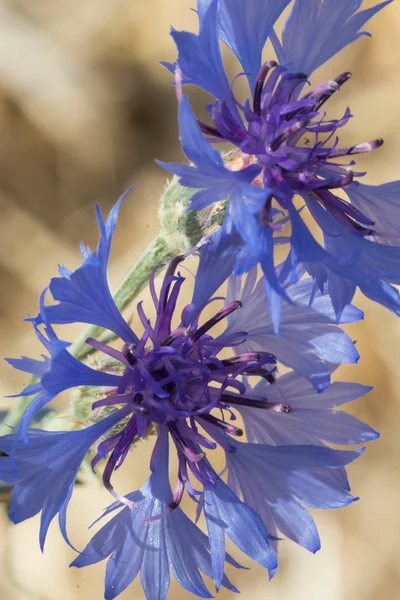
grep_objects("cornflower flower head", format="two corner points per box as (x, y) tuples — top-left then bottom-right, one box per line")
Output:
(160, 0), (400, 330)
(1, 198), (377, 599)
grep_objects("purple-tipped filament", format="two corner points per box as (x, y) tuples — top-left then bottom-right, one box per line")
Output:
(88, 258), (285, 513)
(200, 61), (384, 237)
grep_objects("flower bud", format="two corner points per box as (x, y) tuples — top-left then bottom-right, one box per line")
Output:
(158, 174), (227, 251)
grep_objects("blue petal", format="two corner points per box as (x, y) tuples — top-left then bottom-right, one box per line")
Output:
(204, 478), (277, 589)
(326, 271), (357, 323)
(11, 342), (121, 442)
(16, 391), (55, 446)
(294, 410), (379, 445)
(230, 201), (292, 313)
(176, 93), (225, 170)
(73, 455), (169, 599)
(103, 515), (149, 599)
(202, 488), (226, 591)
(42, 192), (139, 345)
(288, 469), (359, 510)
(6, 291), (67, 387)
(226, 440), (362, 551)
(40, 346), (121, 396)
(305, 328), (359, 364)
(165, 511), (213, 599)
(240, 373), (376, 446)
(5, 355), (49, 379)
(158, 95), (265, 212)
(170, 0), (239, 117)
(284, 276), (363, 324)
(271, 498), (320, 553)
(259, 371), (371, 409)
(0, 408), (128, 550)
(140, 519), (170, 600)
(274, 0), (392, 76)
(191, 220), (242, 315)
(7, 297), (123, 444)
(315, 202), (400, 279)
(219, 268), (360, 390)
(73, 437), (236, 599)
(191, 538), (241, 594)
(346, 181), (400, 246)
(198, 0), (291, 91)
(311, 200), (400, 313)
(290, 199), (400, 318)
(249, 440), (364, 470)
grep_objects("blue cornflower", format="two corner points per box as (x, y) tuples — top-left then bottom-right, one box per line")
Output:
(1, 198), (375, 599)
(160, 0), (400, 329)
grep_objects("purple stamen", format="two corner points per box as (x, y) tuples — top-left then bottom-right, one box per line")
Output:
(199, 413), (244, 437)
(81, 255), (292, 508)
(159, 255), (184, 311)
(219, 392), (291, 413)
(86, 338), (129, 365)
(143, 476), (186, 524)
(322, 137), (384, 158)
(318, 169), (354, 190)
(169, 476), (185, 511)
(102, 457), (137, 510)
(335, 71), (352, 87)
(264, 372), (276, 384)
(193, 300), (242, 341)
(195, 59), (384, 239)
(305, 80), (340, 101)
(269, 120), (309, 152)
(198, 121), (225, 138)
(170, 424), (206, 463)
(253, 60), (278, 117)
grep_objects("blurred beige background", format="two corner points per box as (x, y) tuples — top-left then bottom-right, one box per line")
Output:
(0, 1), (399, 599)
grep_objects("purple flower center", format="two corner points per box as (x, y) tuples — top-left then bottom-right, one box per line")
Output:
(200, 62), (383, 236)
(89, 256), (277, 510)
